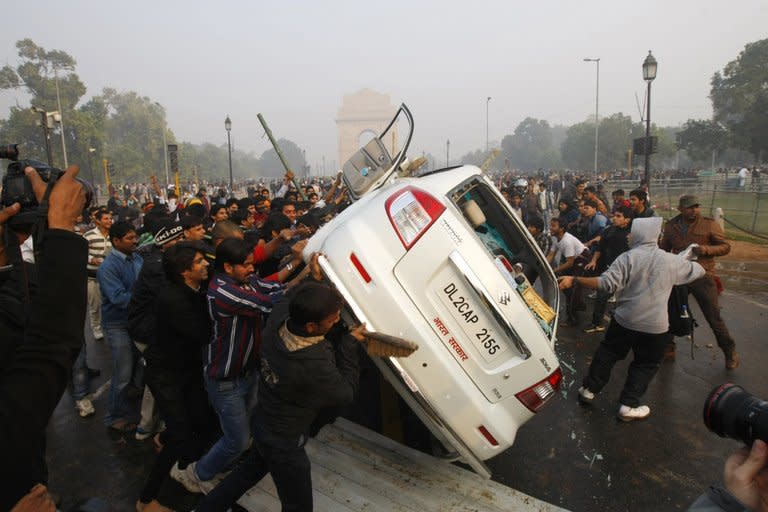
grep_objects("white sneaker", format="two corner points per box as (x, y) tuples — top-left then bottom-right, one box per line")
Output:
(617, 404), (651, 422)
(75, 398), (95, 418)
(170, 461), (202, 494)
(578, 386), (595, 404)
(198, 476), (217, 495)
(608, 294), (617, 303)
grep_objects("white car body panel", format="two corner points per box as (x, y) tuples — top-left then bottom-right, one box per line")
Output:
(305, 165), (561, 477)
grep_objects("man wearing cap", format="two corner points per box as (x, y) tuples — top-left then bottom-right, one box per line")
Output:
(660, 195), (738, 369)
(128, 219), (186, 440)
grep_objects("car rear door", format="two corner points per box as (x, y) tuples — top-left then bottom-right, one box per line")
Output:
(393, 208), (556, 406)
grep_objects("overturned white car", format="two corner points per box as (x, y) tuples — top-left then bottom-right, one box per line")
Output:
(305, 105), (561, 477)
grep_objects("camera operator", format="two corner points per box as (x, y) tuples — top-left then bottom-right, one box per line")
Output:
(0, 165), (88, 511)
(689, 440), (768, 511)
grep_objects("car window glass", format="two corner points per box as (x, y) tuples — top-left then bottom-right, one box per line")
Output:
(453, 179), (558, 318)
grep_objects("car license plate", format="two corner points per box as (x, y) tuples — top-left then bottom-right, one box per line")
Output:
(437, 280), (507, 363)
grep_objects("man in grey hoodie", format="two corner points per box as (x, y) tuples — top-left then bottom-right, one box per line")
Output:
(558, 217), (705, 422)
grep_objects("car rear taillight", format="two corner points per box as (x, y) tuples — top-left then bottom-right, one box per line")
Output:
(385, 186), (446, 249)
(515, 368), (562, 413)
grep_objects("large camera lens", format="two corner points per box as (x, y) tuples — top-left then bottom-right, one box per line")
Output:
(704, 383), (768, 445)
(0, 144), (19, 160)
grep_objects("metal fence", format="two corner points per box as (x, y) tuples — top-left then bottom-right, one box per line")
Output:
(608, 176), (768, 237)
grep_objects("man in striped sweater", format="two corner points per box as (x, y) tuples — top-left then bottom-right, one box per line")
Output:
(82, 208), (112, 341)
(73, 209), (112, 418)
(172, 237), (318, 494)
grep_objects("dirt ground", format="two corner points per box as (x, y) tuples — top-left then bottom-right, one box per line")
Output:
(722, 239), (768, 261)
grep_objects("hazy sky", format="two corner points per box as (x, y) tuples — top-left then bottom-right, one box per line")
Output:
(2, 0), (766, 173)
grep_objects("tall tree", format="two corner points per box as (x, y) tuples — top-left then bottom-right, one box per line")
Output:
(0, 39), (89, 167)
(676, 119), (728, 163)
(710, 38), (768, 160)
(501, 117), (560, 171)
(459, 148), (488, 167)
(561, 113), (646, 171)
(96, 88), (176, 182)
(560, 120), (595, 170)
(175, 142), (262, 185)
(259, 139), (306, 177)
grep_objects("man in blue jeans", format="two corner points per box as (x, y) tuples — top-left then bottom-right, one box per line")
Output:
(195, 282), (365, 512)
(171, 238), (287, 494)
(97, 221), (143, 431)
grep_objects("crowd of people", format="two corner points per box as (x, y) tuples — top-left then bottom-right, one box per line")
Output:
(1, 165), (370, 511)
(492, 173), (740, 421)
(0, 162), (764, 512)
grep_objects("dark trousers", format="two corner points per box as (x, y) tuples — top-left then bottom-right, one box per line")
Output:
(139, 364), (217, 504)
(583, 319), (671, 407)
(591, 289), (611, 326)
(688, 275), (736, 354)
(195, 423), (312, 512)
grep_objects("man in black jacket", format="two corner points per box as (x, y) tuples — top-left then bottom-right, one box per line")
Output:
(195, 282), (366, 512)
(137, 241), (217, 510)
(0, 165), (88, 511)
(582, 205), (632, 333)
(128, 218), (185, 440)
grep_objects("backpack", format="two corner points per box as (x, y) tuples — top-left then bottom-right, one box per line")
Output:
(668, 285), (695, 337)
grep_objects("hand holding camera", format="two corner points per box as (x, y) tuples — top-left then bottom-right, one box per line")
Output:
(723, 439), (768, 511)
(24, 165), (87, 231)
(0, 203), (22, 267)
(704, 384), (768, 510)
(1, 144), (92, 231)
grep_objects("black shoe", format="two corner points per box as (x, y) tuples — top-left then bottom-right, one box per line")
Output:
(87, 367), (101, 378)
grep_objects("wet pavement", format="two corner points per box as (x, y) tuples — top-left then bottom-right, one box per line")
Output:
(44, 271), (767, 512)
(487, 273), (768, 512)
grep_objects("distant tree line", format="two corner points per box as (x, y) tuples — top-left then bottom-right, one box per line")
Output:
(0, 39), (306, 184)
(2, 37), (765, 183)
(459, 38), (767, 173)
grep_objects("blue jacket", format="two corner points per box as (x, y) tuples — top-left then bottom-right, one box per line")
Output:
(586, 212), (608, 240)
(97, 249), (143, 328)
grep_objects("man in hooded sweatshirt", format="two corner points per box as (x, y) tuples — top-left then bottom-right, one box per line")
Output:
(558, 217), (705, 422)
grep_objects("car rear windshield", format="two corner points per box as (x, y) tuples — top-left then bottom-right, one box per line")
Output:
(450, 177), (558, 335)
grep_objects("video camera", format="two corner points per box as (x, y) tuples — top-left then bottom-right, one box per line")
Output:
(0, 143), (93, 226)
(704, 383), (767, 445)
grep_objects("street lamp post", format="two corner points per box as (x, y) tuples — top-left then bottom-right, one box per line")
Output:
(583, 57), (600, 178)
(31, 107), (55, 166)
(154, 102), (170, 189)
(87, 147), (97, 202)
(486, 96), (492, 152)
(225, 115), (233, 196)
(446, 139), (450, 167)
(53, 67), (68, 167)
(642, 51), (657, 190)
